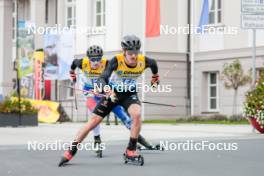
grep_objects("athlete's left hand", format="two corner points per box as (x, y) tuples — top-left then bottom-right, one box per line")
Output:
(151, 74), (160, 88)
(70, 70), (77, 83)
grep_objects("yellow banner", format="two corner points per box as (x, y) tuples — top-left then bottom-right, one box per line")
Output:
(11, 97), (60, 124)
(30, 99), (60, 124)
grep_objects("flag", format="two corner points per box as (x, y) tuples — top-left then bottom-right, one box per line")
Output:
(198, 0), (209, 33)
(34, 50), (44, 100)
(146, 0), (160, 37)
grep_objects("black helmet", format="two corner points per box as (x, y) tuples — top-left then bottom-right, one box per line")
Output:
(86, 45), (103, 58)
(121, 35), (141, 51)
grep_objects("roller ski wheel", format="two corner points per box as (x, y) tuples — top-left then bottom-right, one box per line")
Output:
(95, 149), (103, 158)
(94, 139), (103, 158)
(123, 150), (144, 166)
(58, 151), (73, 167)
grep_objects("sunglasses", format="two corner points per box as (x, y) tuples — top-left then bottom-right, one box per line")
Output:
(90, 57), (102, 62)
(126, 50), (140, 55)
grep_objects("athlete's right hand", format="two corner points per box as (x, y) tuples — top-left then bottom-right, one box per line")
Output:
(104, 87), (117, 103)
(151, 74), (160, 88)
(70, 70), (76, 83)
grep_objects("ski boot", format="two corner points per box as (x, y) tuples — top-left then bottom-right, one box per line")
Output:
(137, 135), (164, 151)
(137, 144), (165, 151)
(94, 135), (103, 158)
(114, 115), (119, 125)
(105, 114), (110, 125)
(123, 149), (144, 166)
(58, 141), (78, 167)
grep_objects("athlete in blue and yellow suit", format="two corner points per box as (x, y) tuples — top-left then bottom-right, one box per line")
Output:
(59, 36), (160, 166)
(65, 45), (156, 162)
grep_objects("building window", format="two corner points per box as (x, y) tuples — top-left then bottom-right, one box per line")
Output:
(209, 0), (222, 25)
(208, 72), (219, 111)
(95, 0), (105, 27)
(65, 0), (76, 27)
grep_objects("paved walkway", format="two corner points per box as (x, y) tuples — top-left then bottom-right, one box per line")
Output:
(1, 123), (263, 176)
(0, 123), (262, 145)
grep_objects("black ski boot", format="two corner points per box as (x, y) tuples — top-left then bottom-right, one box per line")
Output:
(137, 135), (164, 151)
(94, 135), (102, 158)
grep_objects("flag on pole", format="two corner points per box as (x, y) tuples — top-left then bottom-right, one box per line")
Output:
(146, 0), (161, 37)
(198, 0), (209, 33)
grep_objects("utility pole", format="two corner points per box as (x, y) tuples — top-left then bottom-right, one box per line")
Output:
(15, 0), (21, 126)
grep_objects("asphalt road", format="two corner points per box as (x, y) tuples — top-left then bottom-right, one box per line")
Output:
(0, 138), (263, 176)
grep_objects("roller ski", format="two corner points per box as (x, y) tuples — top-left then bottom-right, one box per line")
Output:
(137, 144), (164, 151)
(58, 141), (78, 167)
(123, 149), (144, 166)
(95, 148), (103, 158)
(94, 136), (103, 158)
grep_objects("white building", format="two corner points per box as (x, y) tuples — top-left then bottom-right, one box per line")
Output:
(0, 0), (15, 99)
(193, 0), (264, 115)
(0, 0), (263, 121)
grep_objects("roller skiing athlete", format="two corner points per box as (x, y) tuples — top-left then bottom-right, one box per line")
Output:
(59, 41), (158, 166)
(69, 45), (105, 158)
(68, 45), (158, 159)
(58, 35), (160, 167)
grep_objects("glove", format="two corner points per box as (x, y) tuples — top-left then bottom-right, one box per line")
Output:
(104, 87), (117, 103)
(70, 70), (76, 83)
(151, 74), (160, 88)
(109, 93), (118, 103)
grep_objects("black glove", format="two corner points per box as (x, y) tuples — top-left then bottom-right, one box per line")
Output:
(151, 74), (160, 87)
(69, 70), (76, 83)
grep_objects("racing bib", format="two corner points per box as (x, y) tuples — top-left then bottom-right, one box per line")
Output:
(109, 54), (145, 91)
(81, 57), (107, 88)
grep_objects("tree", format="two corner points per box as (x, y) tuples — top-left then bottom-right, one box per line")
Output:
(221, 60), (251, 116)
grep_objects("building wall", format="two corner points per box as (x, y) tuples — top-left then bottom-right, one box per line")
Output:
(196, 0), (264, 52)
(193, 0), (264, 115)
(144, 52), (187, 119)
(194, 47), (264, 115)
(0, 0), (15, 96)
(30, 0), (45, 49)
(0, 0), (5, 96)
(146, 0), (187, 53)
